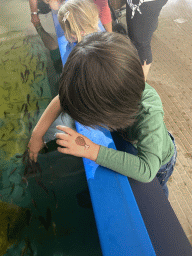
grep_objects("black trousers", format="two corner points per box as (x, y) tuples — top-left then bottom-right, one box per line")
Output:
(37, 0), (51, 14)
(126, 0), (168, 65)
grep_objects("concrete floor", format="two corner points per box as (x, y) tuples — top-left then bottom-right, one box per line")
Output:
(1, 0), (192, 246)
(147, 0), (192, 245)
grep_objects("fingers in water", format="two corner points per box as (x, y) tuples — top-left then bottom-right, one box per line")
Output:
(29, 153), (37, 163)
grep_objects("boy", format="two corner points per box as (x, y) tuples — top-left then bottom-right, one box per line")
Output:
(28, 32), (177, 198)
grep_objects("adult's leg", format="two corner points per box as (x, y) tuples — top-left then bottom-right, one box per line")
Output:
(126, 0), (168, 80)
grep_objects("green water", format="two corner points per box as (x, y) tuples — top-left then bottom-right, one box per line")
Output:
(0, 3), (102, 255)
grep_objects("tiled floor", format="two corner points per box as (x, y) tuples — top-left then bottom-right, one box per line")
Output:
(1, 0), (192, 247)
(147, 0), (192, 245)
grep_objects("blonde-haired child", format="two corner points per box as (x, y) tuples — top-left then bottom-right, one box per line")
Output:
(57, 0), (99, 43)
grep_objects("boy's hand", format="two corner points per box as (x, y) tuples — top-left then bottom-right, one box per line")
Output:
(28, 134), (45, 162)
(56, 126), (100, 161)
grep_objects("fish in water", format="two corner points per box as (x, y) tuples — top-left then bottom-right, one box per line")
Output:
(11, 43), (16, 49)
(21, 243), (28, 256)
(4, 111), (10, 118)
(28, 122), (33, 132)
(27, 94), (30, 105)
(21, 72), (24, 83)
(38, 208), (52, 231)
(38, 216), (47, 230)
(10, 184), (15, 195)
(51, 189), (58, 209)
(15, 154), (22, 158)
(36, 109), (40, 118)
(22, 177), (28, 188)
(29, 53), (34, 64)
(9, 167), (17, 177)
(41, 61), (44, 71)
(52, 222), (57, 236)
(23, 152), (43, 178)
(21, 70), (30, 83)
(35, 73), (42, 79)
(40, 87), (43, 97)
(35, 101), (40, 117)
(25, 69), (30, 78)
(22, 149), (28, 164)
(35, 162), (42, 177)
(33, 71), (36, 80)
(2, 59), (9, 63)
(36, 179), (49, 196)
(0, 144), (7, 148)
(21, 103), (26, 112)
(24, 104), (28, 117)
(32, 199), (39, 211)
(21, 238), (33, 256)
(10, 124), (15, 133)
(11, 43), (19, 50)
(25, 238), (34, 254)
(24, 165), (29, 176)
(46, 208), (52, 229)
(37, 53), (41, 61)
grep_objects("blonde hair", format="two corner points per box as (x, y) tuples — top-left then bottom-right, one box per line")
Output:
(42, 0), (51, 4)
(58, 0), (99, 43)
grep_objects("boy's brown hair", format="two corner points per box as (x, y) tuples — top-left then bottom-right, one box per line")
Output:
(59, 32), (145, 131)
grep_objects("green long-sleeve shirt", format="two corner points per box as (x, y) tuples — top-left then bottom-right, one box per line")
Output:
(96, 83), (175, 183)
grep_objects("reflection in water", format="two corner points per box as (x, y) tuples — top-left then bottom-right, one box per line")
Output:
(0, 2), (102, 255)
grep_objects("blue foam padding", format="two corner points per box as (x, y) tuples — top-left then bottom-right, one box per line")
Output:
(76, 126), (156, 256)
(52, 11), (156, 256)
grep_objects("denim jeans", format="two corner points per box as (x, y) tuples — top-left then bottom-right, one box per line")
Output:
(111, 131), (177, 199)
(156, 132), (177, 198)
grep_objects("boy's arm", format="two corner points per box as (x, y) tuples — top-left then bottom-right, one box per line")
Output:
(32, 95), (62, 138)
(54, 112), (168, 184)
(28, 95), (62, 161)
(96, 113), (167, 183)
